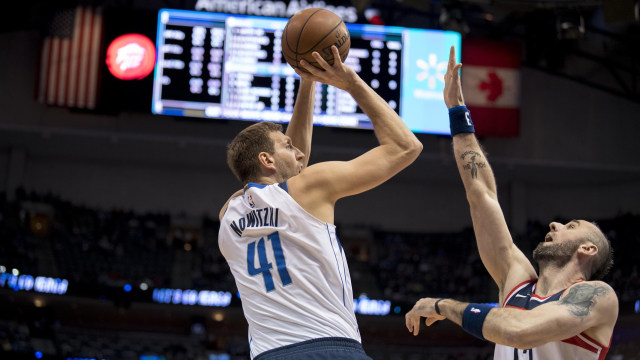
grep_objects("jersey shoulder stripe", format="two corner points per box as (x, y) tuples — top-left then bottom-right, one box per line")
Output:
(502, 279), (536, 307)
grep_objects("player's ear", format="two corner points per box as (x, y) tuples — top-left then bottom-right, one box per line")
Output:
(579, 243), (598, 257)
(258, 152), (275, 169)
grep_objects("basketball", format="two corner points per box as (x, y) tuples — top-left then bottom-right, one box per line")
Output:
(281, 8), (351, 71)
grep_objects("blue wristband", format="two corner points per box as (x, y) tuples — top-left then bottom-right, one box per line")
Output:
(461, 303), (494, 341)
(449, 105), (475, 136)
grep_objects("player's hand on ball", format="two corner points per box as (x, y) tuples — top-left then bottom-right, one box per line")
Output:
(296, 46), (356, 92)
(405, 297), (446, 336)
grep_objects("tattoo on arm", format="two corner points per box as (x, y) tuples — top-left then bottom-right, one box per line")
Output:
(559, 283), (610, 318)
(460, 150), (486, 179)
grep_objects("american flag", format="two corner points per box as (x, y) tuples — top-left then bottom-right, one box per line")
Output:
(38, 6), (103, 109)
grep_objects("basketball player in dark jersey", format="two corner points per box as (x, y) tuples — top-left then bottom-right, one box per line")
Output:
(405, 47), (618, 360)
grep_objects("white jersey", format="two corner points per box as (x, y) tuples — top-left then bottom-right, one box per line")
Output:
(494, 280), (610, 360)
(219, 182), (360, 358)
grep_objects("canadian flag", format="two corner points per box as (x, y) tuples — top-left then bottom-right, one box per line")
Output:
(462, 38), (522, 137)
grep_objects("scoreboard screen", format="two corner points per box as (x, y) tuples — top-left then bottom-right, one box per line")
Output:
(152, 9), (461, 135)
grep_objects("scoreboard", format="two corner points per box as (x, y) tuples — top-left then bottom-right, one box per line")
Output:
(152, 9), (461, 134)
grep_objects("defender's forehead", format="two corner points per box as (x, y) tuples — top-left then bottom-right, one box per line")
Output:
(575, 220), (597, 230)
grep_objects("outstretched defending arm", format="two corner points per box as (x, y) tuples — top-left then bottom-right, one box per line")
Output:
(405, 281), (618, 349)
(444, 46), (536, 296)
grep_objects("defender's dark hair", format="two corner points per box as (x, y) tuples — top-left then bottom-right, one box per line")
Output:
(587, 222), (614, 280)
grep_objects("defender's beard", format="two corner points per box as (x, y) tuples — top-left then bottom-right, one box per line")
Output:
(533, 239), (582, 268)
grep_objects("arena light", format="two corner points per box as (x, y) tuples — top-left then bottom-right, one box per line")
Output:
(106, 33), (156, 80)
(152, 288), (232, 307)
(212, 311), (224, 322)
(0, 266), (69, 295)
(34, 298), (45, 308)
(364, 8), (384, 25)
(353, 294), (391, 316)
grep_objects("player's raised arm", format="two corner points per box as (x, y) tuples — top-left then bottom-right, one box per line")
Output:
(291, 46), (422, 209)
(444, 46), (536, 296)
(285, 78), (316, 168)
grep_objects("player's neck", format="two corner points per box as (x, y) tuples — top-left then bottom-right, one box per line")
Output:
(536, 263), (586, 297)
(255, 175), (281, 185)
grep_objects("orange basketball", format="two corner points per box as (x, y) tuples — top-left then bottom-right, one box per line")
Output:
(281, 8), (351, 71)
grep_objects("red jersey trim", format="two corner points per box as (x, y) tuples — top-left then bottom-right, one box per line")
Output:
(581, 332), (610, 360)
(502, 279), (537, 307)
(561, 332), (609, 359)
(531, 293), (555, 300)
(531, 279), (586, 300)
(561, 335), (598, 353)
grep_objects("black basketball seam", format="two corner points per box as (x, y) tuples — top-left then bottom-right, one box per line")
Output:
(298, 20), (346, 56)
(283, 9), (349, 69)
(294, 8), (324, 68)
(283, 18), (297, 66)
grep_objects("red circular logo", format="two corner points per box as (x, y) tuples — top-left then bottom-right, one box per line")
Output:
(106, 34), (156, 80)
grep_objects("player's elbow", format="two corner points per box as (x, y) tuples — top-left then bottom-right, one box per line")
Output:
(390, 138), (423, 164)
(501, 324), (546, 350)
(503, 330), (532, 349)
(406, 141), (423, 167)
(402, 137), (423, 160)
(406, 138), (423, 159)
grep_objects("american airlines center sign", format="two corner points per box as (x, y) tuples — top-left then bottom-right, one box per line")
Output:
(194, 0), (358, 22)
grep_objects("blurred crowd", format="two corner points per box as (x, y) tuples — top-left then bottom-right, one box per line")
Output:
(1, 189), (639, 359)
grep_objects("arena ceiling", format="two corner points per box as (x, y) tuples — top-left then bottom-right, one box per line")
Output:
(3, 0), (638, 102)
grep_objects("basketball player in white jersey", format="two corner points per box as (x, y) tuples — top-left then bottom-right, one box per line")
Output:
(219, 46), (422, 359)
(405, 46), (618, 359)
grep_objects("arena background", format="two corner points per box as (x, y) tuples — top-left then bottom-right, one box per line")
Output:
(0, 0), (639, 359)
